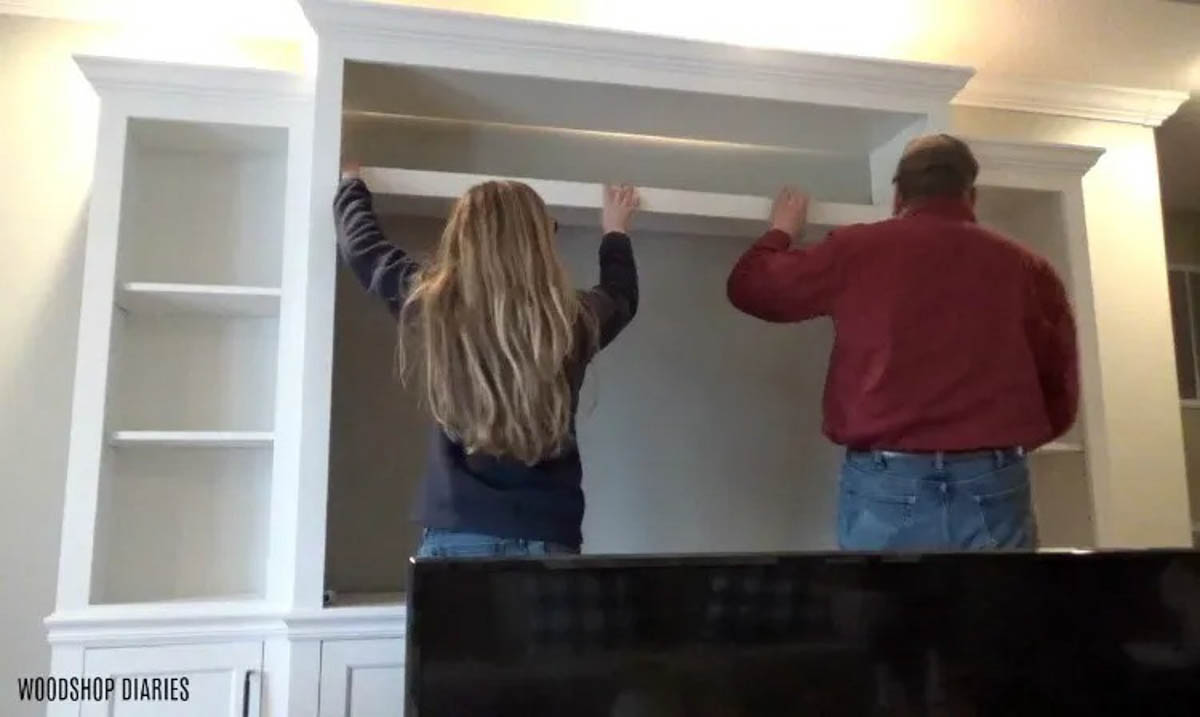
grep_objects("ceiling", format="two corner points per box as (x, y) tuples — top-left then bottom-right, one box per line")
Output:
(4, 1), (1200, 93)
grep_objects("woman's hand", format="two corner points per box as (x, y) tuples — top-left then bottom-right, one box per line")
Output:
(341, 161), (362, 181)
(602, 184), (640, 235)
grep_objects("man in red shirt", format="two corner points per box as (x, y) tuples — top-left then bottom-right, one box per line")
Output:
(727, 134), (1078, 550)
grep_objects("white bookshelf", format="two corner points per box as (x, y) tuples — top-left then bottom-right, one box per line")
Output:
(98, 115), (288, 605)
(52, 55), (309, 630)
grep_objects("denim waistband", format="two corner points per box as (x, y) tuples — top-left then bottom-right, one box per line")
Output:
(846, 447), (1025, 472)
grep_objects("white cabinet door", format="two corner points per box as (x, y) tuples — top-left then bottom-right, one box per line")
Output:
(81, 642), (262, 717)
(318, 639), (406, 717)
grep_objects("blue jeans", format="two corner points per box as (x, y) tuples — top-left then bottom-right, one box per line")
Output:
(415, 529), (579, 558)
(837, 449), (1037, 551)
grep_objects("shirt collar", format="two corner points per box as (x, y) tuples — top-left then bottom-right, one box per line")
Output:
(901, 196), (977, 222)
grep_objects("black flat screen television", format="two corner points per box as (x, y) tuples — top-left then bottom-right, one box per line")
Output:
(406, 550), (1200, 716)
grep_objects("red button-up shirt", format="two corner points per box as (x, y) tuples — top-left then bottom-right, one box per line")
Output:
(726, 197), (1079, 451)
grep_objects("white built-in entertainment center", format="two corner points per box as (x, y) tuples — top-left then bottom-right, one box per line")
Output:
(46, 2), (1119, 715)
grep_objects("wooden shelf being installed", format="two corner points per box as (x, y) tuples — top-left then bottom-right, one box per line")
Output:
(116, 282), (281, 317)
(363, 167), (886, 238)
(109, 431), (274, 449)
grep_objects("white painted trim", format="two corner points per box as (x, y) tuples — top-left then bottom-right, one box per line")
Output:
(73, 54), (311, 101)
(956, 74), (1190, 127)
(46, 601), (284, 646)
(55, 105), (129, 611)
(301, 0), (971, 115)
(287, 605), (407, 641)
(967, 138), (1105, 177)
(46, 603), (406, 647)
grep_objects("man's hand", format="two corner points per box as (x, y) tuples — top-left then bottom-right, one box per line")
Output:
(341, 161), (362, 181)
(602, 184), (640, 235)
(770, 186), (809, 238)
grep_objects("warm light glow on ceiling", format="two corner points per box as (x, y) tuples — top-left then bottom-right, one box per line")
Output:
(585, 0), (937, 60)
(386, 0), (972, 64)
(34, 0), (315, 73)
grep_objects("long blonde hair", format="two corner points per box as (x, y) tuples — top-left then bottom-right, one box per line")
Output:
(398, 181), (597, 465)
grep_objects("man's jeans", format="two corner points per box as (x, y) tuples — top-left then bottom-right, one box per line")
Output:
(415, 529), (579, 558)
(837, 448), (1037, 551)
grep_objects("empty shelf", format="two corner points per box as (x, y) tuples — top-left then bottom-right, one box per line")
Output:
(363, 167), (886, 238)
(117, 282), (281, 317)
(109, 431), (275, 448)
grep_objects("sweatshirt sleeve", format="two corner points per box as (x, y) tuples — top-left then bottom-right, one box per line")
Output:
(332, 177), (421, 316)
(1028, 259), (1080, 440)
(581, 231), (638, 351)
(726, 228), (846, 322)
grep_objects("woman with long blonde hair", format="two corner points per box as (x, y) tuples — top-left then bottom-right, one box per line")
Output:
(334, 166), (639, 557)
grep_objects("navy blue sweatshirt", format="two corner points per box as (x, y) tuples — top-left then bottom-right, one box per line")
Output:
(333, 178), (638, 548)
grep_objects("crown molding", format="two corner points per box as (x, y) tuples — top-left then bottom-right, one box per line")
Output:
(15, 1), (1190, 127)
(956, 75), (1190, 127)
(73, 54), (311, 100)
(300, 0), (973, 115)
(967, 137), (1105, 177)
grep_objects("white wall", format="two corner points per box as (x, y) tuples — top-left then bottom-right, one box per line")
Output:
(0, 14), (301, 712)
(563, 229), (841, 553)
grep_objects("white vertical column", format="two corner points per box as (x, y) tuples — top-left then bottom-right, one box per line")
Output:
(54, 103), (128, 611)
(266, 95), (316, 608)
(291, 41), (346, 610)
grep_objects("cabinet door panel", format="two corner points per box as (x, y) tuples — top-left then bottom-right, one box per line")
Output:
(81, 642), (262, 717)
(318, 639), (405, 717)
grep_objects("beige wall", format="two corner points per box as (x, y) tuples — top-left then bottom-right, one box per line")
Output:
(0, 15), (301, 712)
(952, 105), (1193, 547)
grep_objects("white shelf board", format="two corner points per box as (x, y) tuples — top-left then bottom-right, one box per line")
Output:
(109, 431), (274, 449)
(363, 167), (885, 238)
(116, 282), (281, 316)
(1035, 441), (1085, 454)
